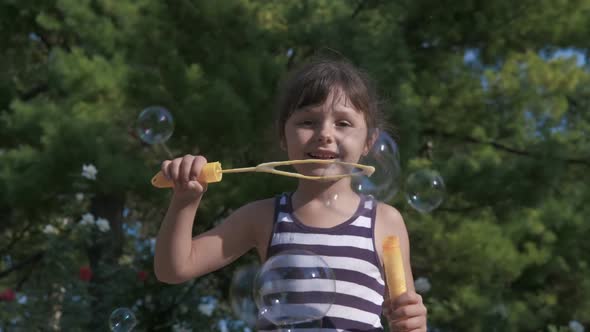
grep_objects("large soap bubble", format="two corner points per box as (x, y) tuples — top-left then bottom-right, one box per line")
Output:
(253, 250), (336, 326)
(229, 264), (260, 327)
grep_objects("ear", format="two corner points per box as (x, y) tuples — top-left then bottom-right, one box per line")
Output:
(363, 129), (379, 156)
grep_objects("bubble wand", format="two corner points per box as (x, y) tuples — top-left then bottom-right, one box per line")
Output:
(151, 159), (375, 188)
(382, 236), (407, 299)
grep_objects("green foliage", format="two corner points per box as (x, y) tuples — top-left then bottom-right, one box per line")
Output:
(0, 0), (588, 330)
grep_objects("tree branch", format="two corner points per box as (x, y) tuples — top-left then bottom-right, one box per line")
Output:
(19, 83), (49, 101)
(0, 251), (45, 279)
(0, 223), (34, 256)
(422, 129), (590, 167)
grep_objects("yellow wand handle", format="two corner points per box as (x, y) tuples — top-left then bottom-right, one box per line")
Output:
(151, 162), (223, 188)
(383, 236), (407, 299)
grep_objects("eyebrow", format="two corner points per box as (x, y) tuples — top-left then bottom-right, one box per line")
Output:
(298, 105), (360, 114)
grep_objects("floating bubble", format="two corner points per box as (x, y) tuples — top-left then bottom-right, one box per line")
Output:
(405, 169), (445, 213)
(109, 307), (137, 332)
(135, 106), (174, 145)
(230, 264), (260, 328)
(352, 131), (402, 202)
(253, 250), (336, 326)
(278, 319), (323, 331)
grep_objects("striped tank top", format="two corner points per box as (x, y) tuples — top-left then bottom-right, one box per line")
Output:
(257, 192), (386, 332)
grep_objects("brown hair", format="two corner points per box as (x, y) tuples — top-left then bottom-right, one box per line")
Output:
(274, 57), (385, 143)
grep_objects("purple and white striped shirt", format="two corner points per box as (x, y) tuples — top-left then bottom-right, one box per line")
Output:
(257, 193), (386, 332)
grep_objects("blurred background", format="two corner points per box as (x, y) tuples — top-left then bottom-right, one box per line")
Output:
(0, 0), (589, 331)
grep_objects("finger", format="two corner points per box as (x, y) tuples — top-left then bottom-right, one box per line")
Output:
(403, 328), (427, 332)
(160, 160), (172, 180)
(169, 158), (182, 187)
(179, 155), (195, 184)
(392, 303), (427, 320)
(393, 291), (422, 307)
(389, 315), (427, 331)
(189, 155), (208, 182)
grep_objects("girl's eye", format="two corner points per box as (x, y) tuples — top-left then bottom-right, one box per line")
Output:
(300, 120), (314, 126)
(337, 121), (352, 127)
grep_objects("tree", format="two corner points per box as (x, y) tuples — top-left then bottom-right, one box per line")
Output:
(0, 0), (588, 331)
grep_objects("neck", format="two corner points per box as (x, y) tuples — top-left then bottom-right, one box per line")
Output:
(292, 177), (358, 207)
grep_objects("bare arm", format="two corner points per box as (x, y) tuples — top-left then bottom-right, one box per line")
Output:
(155, 196), (273, 284)
(153, 154), (271, 284)
(153, 193), (202, 284)
(153, 154), (274, 284)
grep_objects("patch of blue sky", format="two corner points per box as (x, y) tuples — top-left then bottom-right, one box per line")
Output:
(541, 47), (586, 67)
(463, 48), (480, 64)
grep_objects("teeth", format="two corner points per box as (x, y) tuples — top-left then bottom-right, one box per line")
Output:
(308, 153), (337, 159)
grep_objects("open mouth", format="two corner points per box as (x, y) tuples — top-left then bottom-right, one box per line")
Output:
(306, 152), (339, 160)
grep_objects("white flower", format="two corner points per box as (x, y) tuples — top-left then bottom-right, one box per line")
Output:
(118, 255), (133, 265)
(217, 319), (229, 332)
(172, 323), (193, 332)
(75, 193), (84, 202)
(198, 303), (215, 316)
(414, 277), (431, 293)
(81, 164), (98, 180)
(95, 218), (110, 232)
(17, 293), (27, 305)
(198, 296), (218, 317)
(79, 213), (95, 226)
(59, 218), (71, 227)
(43, 225), (59, 235)
(286, 48), (294, 58)
(570, 320), (585, 332)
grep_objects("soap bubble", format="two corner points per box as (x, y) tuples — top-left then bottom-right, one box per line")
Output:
(405, 169), (445, 213)
(135, 106), (174, 145)
(109, 307), (137, 332)
(230, 264), (260, 327)
(278, 319), (323, 331)
(352, 131), (402, 202)
(253, 250), (336, 326)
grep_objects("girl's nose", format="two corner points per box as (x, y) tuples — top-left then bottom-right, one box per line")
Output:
(317, 123), (334, 143)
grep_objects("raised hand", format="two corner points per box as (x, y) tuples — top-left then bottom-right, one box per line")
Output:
(160, 155), (209, 200)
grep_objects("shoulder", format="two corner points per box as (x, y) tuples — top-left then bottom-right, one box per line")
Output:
(228, 197), (276, 255)
(375, 202), (406, 233)
(234, 197), (276, 219)
(374, 202), (409, 259)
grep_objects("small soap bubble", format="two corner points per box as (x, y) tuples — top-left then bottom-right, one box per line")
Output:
(135, 106), (174, 145)
(109, 307), (137, 332)
(253, 250), (336, 326)
(352, 131), (402, 202)
(230, 264), (260, 328)
(405, 169), (446, 213)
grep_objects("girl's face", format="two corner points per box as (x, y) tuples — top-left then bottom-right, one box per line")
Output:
(283, 89), (371, 177)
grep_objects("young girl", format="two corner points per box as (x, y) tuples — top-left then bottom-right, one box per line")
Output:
(154, 59), (427, 332)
